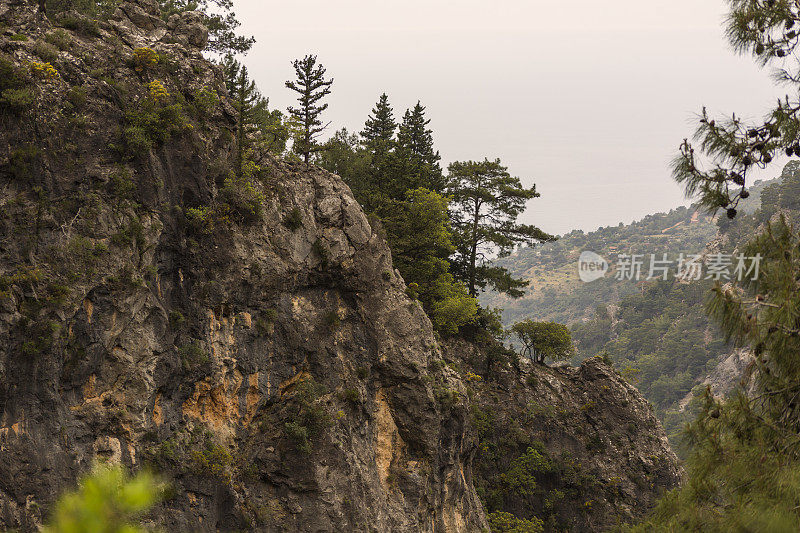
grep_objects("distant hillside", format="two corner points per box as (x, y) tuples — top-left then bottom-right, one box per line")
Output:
(481, 178), (773, 327)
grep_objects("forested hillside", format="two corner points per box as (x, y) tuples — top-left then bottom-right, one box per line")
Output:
(482, 179), (773, 327)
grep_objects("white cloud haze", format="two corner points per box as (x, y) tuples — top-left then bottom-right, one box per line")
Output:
(235, 0), (785, 234)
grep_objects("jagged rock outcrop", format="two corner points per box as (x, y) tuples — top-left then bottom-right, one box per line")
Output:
(445, 340), (682, 531)
(0, 2), (485, 530)
(0, 1), (680, 531)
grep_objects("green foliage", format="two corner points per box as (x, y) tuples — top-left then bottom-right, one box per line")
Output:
(1, 87), (36, 110)
(44, 29), (72, 51)
(254, 308), (278, 336)
(380, 187), (477, 334)
(395, 101), (445, 193)
(487, 511), (544, 533)
(630, 214), (800, 529)
(340, 388), (360, 406)
(123, 83), (188, 157)
(8, 144), (40, 180)
(56, 13), (101, 37)
(152, 426), (234, 485)
(283, 377), (331, 454)
(168, 310), (185, 328)
(111, 217), (145, 248)
(67, 85), (89, 108)
(188, 436), (234, 484)
(43, 463), (160, 533)
(669, 0), (800, 215)
(572, 279), (729, 416)
(223, 56), (287, 165)
(285, 54), (333, 164)
(159, 0), (254, 55)
(511, 320), (574, 364)
(178, 342), (208, 370)
(20, 317), (62, 356)
(218, 176), (265, 225)
(446, 158), (555, 298)
(0, 54), (34, 112)
(500, 446), (551, 497)
(33, 41), (60, 63)
(312, 239), (330, 267)
(46, 0), (119, 22)
(191, 85), (219, 118)
(361, 93), (396, 165)
(10, 33), (28, 41)
(283, 207), (303, 231)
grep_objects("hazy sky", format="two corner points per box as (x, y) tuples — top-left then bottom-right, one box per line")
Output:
(235, 0), (785, 235)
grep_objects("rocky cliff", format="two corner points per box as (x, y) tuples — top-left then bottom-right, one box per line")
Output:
(0, 1), (679, 531)
(445, 342), (682, 531)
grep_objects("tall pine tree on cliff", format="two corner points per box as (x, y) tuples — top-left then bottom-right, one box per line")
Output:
(222, 56), (287, 173)
(361, 93), (396, 161)
(446, 158), (554, 298)
(286, 55), (333, 165)
(395, 102), (445, 193)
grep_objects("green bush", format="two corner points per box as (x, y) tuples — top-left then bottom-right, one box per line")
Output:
(1, 87), (36, 111)
(67, 85), (89, 108)
(218, 176), (265, 225)
(8, 145), (40, 181)
(111, 218), (145, 248)
(486, 511), (544, 533)
(43, 463), (161, 533)
(283, 377), (331, 454)
(57, 14), (101, 37)
(20, 318), (62, 357)
(283, 208), (303, 231)
(178, 342), (208, 370)
(312, 239), (329, 267)
(10, 33), (28, 41)
(45, 29), (72, 51)
(191, 85), (219, 117)
(500, 447), (551, 498)
(168, 310), (185, 328)
(33, 41), (59, 63)
(0, 55), (35, 113)
(122, 90), (188, 157)
(340, 388), (360, 406)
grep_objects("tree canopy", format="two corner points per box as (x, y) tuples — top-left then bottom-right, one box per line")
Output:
(511, 320), (574, 364)
(446, 158), (555, 298)
(286, 55), (333, 164)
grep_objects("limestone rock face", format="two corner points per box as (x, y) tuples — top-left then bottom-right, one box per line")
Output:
(0, 1), (680, 531)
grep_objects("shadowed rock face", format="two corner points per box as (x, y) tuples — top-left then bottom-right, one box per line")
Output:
(445, 340), (683, 531)
(0, 1), (679, 531)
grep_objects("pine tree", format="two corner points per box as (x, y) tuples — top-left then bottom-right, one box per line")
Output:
(671, 0), (800, 217)
(446, 158), (555, 298)
(222, 56), (287, 174)
(159, 0), (254, 54)
(285, 55), (334, 165)
(361, 93), (396, 161)
(630, 217), (800, 531)
(395, 102), (445, 193)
